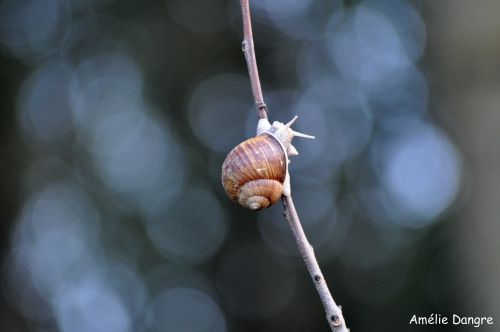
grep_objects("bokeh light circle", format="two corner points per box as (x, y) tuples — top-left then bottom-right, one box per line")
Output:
(188, 73), (253, 153)
(381, 123), (462, 224)
(54, 275), (132, 332)
(146, 186), (228, 264)
(327, 5), (412, 90)
(146, 287), (226, 332)
(17, 62), (73, 145)
(0, 0), (69, 61)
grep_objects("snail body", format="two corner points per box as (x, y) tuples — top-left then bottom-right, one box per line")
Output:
(221, 116), (314, 210)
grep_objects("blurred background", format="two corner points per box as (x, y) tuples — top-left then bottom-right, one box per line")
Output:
(0, 0), (499, 331)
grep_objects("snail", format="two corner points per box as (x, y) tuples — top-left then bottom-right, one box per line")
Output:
(221, 115), (314, 210)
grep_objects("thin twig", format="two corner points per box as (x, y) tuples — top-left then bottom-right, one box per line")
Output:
(283, 196), (349, 332)
(239, 1), (349, 331)
(240, 0), (267, 120)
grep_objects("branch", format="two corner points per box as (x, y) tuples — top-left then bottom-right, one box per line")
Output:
(240, 0), (267, 120)
(283, 196), (349, 332)
(239, 1), (349, 331)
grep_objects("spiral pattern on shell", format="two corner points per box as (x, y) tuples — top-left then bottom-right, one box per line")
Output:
(221, 133), (287, 210)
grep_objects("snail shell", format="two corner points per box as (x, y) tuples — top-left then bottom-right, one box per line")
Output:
(221, 133), (287, 210)
(221, 116), (314, 211)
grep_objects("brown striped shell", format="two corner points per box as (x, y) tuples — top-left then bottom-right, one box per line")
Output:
(221, 133), (287, 210)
